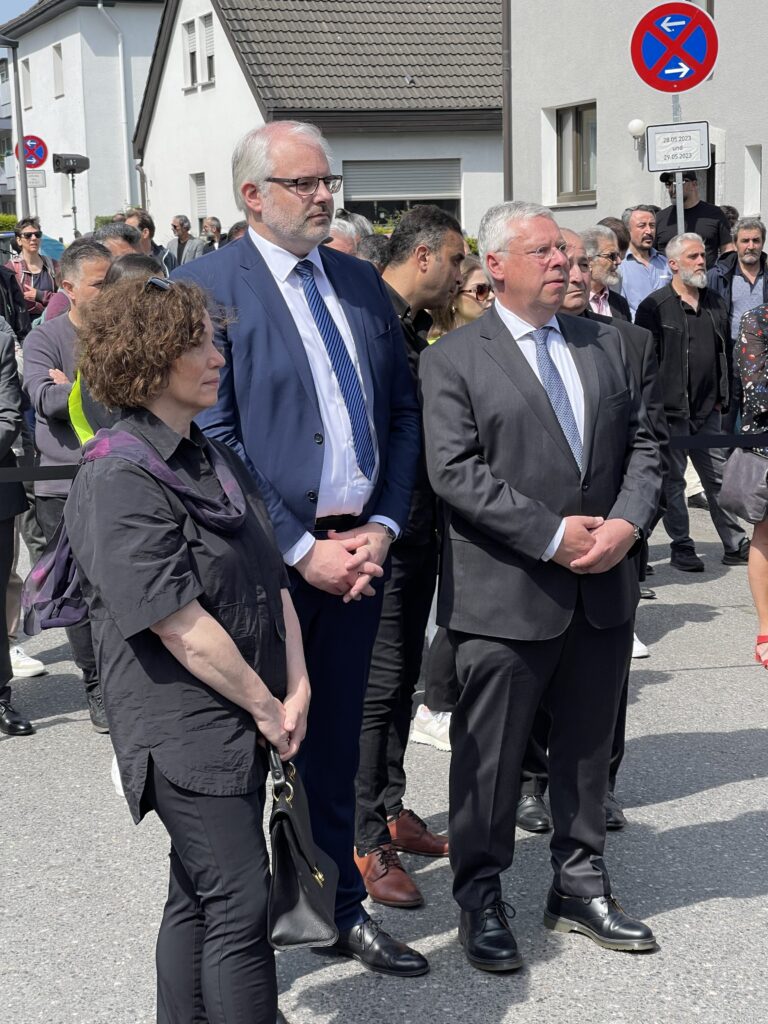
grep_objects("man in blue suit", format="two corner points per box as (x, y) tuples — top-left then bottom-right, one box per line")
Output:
(174, 120), (425, 977)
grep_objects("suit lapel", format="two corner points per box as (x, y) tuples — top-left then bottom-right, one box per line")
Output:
(480, 307), (578, 469)
(237, 238), (319, 412)
(321, 251), (376, 419)
(557, 314), (599, 478)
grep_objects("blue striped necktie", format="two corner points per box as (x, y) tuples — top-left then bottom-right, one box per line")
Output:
(531, 326), (583, 470)
(294, 259), (376, 480)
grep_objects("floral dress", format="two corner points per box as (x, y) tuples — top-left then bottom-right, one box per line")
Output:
(738, 304), (768, 458)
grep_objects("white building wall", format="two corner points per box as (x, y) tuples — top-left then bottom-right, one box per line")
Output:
(140, 0), (263, 247)
(8, 2), (161, 239)
(510, 0), (768, 229)
(329, 132), (503, 236)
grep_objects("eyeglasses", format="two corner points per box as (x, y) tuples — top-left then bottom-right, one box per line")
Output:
(20, 231), (42, 240)
(593, 250), (621, 263)
(265, 175), (343, 197)
(496, 242), (569, 262)
(459, 283), (493, 301)
(143, 276), (172, 292)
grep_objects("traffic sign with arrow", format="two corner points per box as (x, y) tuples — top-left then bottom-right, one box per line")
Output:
(630, 3), (718, 93)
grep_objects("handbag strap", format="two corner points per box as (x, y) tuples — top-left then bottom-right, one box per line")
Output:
(268, 744), (296, 801)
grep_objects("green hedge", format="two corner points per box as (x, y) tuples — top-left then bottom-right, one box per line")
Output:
(0, 214), (17, 232)
(93, 215), (115, 230)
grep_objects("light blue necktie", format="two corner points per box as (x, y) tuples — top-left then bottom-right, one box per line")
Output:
(532, 327), (582, 470)
(294, 260), (376, 480)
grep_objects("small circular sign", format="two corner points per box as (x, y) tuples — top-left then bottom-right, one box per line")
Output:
(14, 135), (49, 168)
(630, 3), (719, 93)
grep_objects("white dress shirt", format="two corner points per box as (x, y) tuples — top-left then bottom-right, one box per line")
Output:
(248, 229), (398, 564)
(494, 302), (586, 560)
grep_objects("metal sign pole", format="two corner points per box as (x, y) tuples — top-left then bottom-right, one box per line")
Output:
(672, 94), (685, 237)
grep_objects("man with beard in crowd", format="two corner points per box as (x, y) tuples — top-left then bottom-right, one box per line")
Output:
(620, 205), (672, 319)
(582, 225), (631, 321)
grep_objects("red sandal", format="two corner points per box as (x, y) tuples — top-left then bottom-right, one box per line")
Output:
(755, 635), (768, 667)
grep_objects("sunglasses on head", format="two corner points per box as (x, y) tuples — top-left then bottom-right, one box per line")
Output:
(143, 276), (172, 292)
(20, 231), (42, 240)
(460, 282), (493, 301)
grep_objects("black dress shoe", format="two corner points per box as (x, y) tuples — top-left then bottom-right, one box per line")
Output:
(320, 919), (428, 977)
(543, 887), (656, 951)
(516, 794), (551, 833)
(670, 548), (704, 572)
(644, 563), (655, 575)
(0, 699), (34, 736)
(459, 901), (523, 972)
(687, 492), (709, 510)
(639, 587), (656, 600)
(722, 538), (750, 565)
(604, 791), (627, 830)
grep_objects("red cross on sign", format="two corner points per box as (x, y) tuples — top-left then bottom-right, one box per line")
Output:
(14, 135), (49, 169)
(630, 3), (718, 93)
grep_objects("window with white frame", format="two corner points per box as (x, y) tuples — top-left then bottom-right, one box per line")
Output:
(53, 43), (64, 98)
(200, 14), (215, 83)
(21, 58), (31, 109)
(182, 21), (198, 88)
(191, 172), (207, 231)
(556, 103), (596, 203)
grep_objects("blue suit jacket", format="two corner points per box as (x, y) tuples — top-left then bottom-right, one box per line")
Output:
(173, 235), (421, 554)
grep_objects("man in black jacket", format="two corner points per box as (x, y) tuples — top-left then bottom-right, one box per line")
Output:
(707, 217), (768, 434)
(354, 206), (464, 909)
(0, 265), (31, 341)
(636, 233), (748, 572)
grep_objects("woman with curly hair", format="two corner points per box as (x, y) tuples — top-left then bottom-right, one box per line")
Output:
(64, 275), (310, 1023)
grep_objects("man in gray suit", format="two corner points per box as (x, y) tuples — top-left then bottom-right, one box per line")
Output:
(419, 202), (662, 973)
(166, 215), (209, 265)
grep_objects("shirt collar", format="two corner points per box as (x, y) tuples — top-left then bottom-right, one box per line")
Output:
(117, 407), (204, 461)
(248, 225), (325, 283)
(624, 247), (661, 264)
(494, 301), (560, 343)
(383, 281), (433, 338)
(590, 286), (609, 301)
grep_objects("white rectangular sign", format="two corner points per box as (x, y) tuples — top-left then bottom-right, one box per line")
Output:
(26, 169), (46, 188)
(646, 121), (711, 173)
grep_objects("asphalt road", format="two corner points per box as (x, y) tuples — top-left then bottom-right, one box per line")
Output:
(5, 507), (768, 1024)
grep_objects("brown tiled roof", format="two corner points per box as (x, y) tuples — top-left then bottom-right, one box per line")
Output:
(217, 0), (502, 111)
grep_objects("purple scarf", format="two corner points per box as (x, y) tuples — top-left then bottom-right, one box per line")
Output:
(22, 428), (246, 634)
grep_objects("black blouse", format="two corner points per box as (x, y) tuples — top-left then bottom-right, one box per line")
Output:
(64, 408), (289, 822)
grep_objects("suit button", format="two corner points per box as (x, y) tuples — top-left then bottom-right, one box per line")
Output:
(307, 490), (318, 503)
(582, 483), (590, 491)
(314, 433), (324, 445)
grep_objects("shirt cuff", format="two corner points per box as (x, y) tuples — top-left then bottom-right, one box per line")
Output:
(541, 520), (565, 562)
(283, 530), (315, 567)
(368, 515), (401, 539)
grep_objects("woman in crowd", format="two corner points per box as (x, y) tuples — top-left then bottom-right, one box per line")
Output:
(64, 276), (310, 1023)
(428, 254), (494, 340)
(738, 306), (768, 668)
(5, 217), (58, 318)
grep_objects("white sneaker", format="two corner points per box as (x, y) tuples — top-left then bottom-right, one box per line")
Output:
(632, 634), (650, 659)
(411, 704), (452, 751)
(9, 645), (46, 678)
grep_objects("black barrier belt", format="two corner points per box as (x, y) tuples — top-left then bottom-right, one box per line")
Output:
(1, 431), (767, 483)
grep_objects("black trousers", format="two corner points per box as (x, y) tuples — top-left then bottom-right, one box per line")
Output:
(35, 495), (99, 693)
(423, 625), (460, 713)
(355, 538), (437, 852)
(290, 570), (385, 930)
(145, 760), (276, 1024)
(449, 602), (632, 911)
(0, 517), (15, 703)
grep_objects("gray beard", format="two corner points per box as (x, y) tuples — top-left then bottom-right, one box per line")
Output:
(679, 268), (707, 289)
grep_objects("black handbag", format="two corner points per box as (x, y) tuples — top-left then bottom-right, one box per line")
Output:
(266, 745), (339, 951)
(720, 447), (768, 524)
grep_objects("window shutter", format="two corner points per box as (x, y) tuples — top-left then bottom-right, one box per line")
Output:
(192, 173), (206, 219)
(202, 14), (214, 57)
(342, 159), (461, 202)
(184, 21), (196, 53)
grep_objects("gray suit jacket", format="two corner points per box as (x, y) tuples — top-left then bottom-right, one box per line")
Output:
(165, 235), (209, 265)
(419, 306), (662, 641)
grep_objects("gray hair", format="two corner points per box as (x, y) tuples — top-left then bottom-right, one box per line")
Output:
(666, 232), (704, 262)
(733, 216), (766, 244)
(621, 205), (657, 230)
(335, 208), (374, 240)
(231, 121), (333, 213)
(329, 217), (358, 243)
(172, 214), (191, 231)
(92, 222), (142, 247)
(581, 225), (617, 259)
(60, 238), (111, 281)
(478, 201), (554, 265)
(204, 216), (222, 232)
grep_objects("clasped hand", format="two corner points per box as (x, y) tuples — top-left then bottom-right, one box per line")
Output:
(296, 523), (391, 602)
(552, 516), (636, 575)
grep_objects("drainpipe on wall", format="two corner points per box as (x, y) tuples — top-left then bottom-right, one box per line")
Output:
(135, 160), (147, 209)
(97, 2), (132, 209)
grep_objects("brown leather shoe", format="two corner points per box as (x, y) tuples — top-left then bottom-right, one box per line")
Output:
(354, 844), (424, 908)
(388, 808), (449, 857)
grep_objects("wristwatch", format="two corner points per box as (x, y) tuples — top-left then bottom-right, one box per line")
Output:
(630, 523), (643, 542)
(381, 524), (397, 542)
